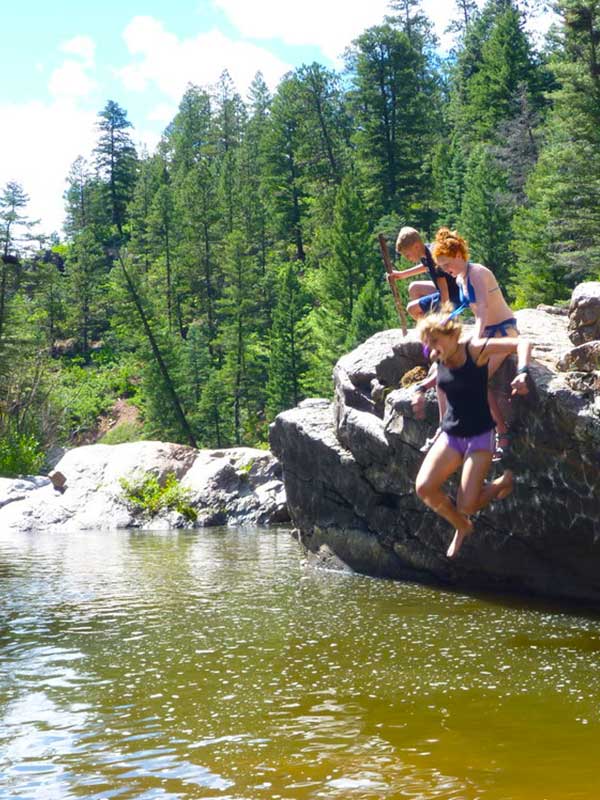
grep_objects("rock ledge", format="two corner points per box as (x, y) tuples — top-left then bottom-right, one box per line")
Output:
(271, 299), (600, 604)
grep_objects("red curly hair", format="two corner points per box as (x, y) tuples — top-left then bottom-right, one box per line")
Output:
(431, 227), (469, 261)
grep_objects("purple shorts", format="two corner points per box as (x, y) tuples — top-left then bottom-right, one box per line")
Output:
(443, 429), (495, 458)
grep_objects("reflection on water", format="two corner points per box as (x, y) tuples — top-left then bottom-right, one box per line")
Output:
(1, 527), (599, 799)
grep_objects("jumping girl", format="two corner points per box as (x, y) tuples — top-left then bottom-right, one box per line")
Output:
(412, 308), (531, 558)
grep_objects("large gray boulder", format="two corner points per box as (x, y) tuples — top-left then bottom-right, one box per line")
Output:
(568, 282), (600, 345)
(0, 442), (288, 531)
(270, 303), (600, 604)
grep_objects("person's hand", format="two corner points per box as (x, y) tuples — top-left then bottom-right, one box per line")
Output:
(411, 389), (426, 419)
(510, 373), (529, 396)
(386, 270), (401, 283)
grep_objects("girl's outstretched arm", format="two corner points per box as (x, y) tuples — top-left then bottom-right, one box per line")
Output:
(472, 336), (532, 394)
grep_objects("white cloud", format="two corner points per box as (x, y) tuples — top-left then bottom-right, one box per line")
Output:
(118, 15), (292, 101)
(213, 0), (555, 60)
(60, 35), (96, 68)
(49, 35), (98, 100)
(49, 60), (97, 99)
(0, 99), (97, 235)
(134, 128), (162, 157)
(147, 103), (178, 123)
(213, 0), (389, 62)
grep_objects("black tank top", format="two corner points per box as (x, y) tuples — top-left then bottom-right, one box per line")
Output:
(437, 341), (495, 437)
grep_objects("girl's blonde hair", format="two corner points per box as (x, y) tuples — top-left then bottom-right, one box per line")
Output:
(431, 227), (469, 260)
(416, 303), (462, 341)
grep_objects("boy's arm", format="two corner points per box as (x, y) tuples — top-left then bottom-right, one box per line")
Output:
(388, 263), (427, 281)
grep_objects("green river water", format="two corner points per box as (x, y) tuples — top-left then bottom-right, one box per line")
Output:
(1, 527), (599, 800)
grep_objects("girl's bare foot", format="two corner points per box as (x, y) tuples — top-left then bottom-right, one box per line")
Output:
(495, 469), (514, 501)
(446, 517), (474, 559)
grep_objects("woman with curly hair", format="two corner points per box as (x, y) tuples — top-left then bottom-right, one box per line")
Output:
(412, 307), (531, 558)
(430, 228), (519, 459)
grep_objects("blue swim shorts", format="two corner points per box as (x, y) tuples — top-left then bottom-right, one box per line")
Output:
(418, 291), (441, 314)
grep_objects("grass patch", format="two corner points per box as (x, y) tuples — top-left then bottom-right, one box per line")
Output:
(100, 421), (145, 445)
(119, 471), (197, 522)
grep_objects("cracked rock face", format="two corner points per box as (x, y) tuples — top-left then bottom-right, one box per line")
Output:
(270, 305), (600, 604)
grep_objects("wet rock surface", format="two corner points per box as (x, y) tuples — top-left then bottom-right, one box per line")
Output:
(271, 301), (600, 604)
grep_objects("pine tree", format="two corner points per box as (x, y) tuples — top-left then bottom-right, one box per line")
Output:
(346, 20), (439, 225)
(94, 100), (138, 236)
(168, 85), (215, 177)
(127, 151), (160, 273)
(266, 263), (311, 418)
(147, 158), (181, 335)
(0, 182), (36, 345)
(448, 0), (542, 147)
(347, 276), (391, 348)
(446, 0), (479, 39)
(64, 229), (109, 361)
(245, 72), (273, 281)
(294, 63), (350, 188)
(176, 161), (221, 357)
(315, 176), (378, 324)
(510, 0), (600, 305)
(214, 230), (267, 444)
(214, 70), (246, 234)
(459, 144), (512, 285)
(432, 136), (467, 227)
(261, 74), (308, 261)
(303, 178), (379, 394)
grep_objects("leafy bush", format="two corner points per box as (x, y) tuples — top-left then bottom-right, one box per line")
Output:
(51, 356), (139, 443)
(0, 432), (45, 477)
(119, 471), (197, 522)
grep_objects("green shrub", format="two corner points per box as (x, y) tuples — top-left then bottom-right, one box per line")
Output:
(0, 432), (45, 478)
(51, 357), (139, 442)
(119, 471), (197, 522)
(238, 458), (255, 479)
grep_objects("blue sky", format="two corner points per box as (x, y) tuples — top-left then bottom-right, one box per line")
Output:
(0, 1), (552, 236)
(2, 1), (329, 128)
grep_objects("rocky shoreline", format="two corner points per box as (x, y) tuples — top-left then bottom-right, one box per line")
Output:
(3, 283), (600, 606)
(0, 443), (289, 531)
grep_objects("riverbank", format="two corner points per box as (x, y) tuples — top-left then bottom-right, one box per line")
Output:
(0, 442), (289, 531)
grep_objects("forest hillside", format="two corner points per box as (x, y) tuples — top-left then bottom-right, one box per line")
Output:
(1, 0), (598, 475)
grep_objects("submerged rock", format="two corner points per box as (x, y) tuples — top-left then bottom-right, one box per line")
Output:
(270, 300), (600, 604)
(0, 442), (289, 531)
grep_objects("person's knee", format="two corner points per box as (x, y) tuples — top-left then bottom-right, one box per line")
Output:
(408, 282), (420, 300)
(407, 300), (422, 319)
(415, 477), (434, 503)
